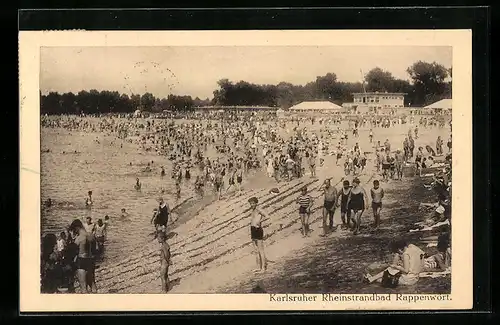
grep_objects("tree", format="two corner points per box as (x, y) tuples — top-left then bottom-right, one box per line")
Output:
(365, 67), (395, 92)
(140, 92), (156, 112)
(406, 61), (449, 106)
(315, 73), (338, 100)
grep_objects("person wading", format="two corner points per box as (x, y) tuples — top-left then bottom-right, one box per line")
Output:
(69, 219), (97, 293)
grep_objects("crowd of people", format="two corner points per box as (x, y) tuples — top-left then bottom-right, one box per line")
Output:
(41, 109), (452, 292)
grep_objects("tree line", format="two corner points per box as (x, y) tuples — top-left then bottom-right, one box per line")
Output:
(213, 61), (451, 108)
(40, 60), (451, 115)
(40, 89), (212, 115)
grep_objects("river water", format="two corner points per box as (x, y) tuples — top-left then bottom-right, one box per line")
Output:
(40, 127), (198, 266)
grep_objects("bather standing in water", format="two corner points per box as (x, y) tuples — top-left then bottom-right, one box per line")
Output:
(134, 178), (142, 191)
(85, 191), (93, 208)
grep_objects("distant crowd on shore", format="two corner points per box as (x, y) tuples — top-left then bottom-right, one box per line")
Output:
(41, 109), (452, 293)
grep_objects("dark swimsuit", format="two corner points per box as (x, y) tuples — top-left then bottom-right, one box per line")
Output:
(349, 191), (365, 211)
(156, 204), (169, 227)
(250, 226), (264, 240)
(340, 189), (351, 213)
(76, 235), (95, 272)
(324, 200), (335, 211)
(76, 256), (95, 272)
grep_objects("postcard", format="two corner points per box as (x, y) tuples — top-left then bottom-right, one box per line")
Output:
(19, 29), (472, 311)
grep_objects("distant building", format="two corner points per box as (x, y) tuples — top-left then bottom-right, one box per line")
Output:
(343, 92), (406, 114)
(288, 101), (345, 114)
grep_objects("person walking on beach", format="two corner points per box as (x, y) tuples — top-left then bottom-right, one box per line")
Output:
(436, 136), (444, 155)
(320, 179), (338, 236)
(297, 186), (314, 237)
(370, 180), (385, 229)
(308, 150), (317, 178)
(249, 197), (269, 273)
(236, 167), (243, 196)
(337, 180), (352, 230)
(349, 178), (368, 235)
(157, 231), (172, 292)
(408, 135), (415, 158)
(394, 149), (404, 180)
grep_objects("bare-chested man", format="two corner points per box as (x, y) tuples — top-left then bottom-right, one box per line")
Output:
(249, 197), (269, 272)
(157, 231), (171, 293)
(320, 179), (338, 236)
(69, 219), (97, 293)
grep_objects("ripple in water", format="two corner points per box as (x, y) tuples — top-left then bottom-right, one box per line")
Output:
(41, 128), (197, 266)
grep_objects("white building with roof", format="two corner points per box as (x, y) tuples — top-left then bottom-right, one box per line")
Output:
(343, 92), (407, 114)
(288, 101), (345, 114)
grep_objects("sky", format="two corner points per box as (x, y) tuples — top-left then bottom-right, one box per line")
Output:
(40, 46), (452, 99)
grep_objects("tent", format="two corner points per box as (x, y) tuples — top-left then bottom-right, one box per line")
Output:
(424, 99), (452, 111)
(133, 109), (142, 117)
(288, 101), (344, 112)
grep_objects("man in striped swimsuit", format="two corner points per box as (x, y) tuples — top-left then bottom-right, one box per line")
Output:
(297, 186), (314, 237)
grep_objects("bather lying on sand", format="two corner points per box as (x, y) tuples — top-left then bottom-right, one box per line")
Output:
(364, 236), (451, 287)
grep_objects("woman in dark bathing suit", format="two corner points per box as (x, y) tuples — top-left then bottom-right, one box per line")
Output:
(337, 180), (352, 229)
(151, 198), (170, 234)
(348, 178), (368, 235)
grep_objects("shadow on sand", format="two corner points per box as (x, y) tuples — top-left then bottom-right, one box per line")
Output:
(223, 178), (451, 294)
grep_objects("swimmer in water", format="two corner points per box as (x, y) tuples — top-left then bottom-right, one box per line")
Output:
(44, 198), (52, 208)
(85, 191), (93, 208)
(120, 208), (129, 218)
(134, 178), (142, 191)
(94, 219), (106, 253)
(144, 163), (152, 173)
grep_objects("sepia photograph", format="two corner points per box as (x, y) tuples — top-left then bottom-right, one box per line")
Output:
(20, 30), (472, 311)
